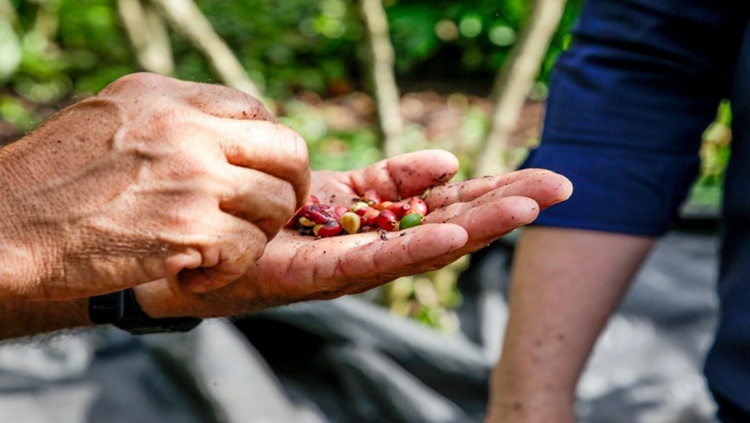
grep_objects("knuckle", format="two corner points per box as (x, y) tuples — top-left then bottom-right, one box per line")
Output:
(100, 72), (166, 96)
(163, 205), (200, 232)
(129, 106), (196, 147)
(159, 196), (216, 236)
(150, 106), (193, 133)
(238, 93), (270, 119)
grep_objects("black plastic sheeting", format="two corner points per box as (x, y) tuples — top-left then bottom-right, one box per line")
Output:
(0, 224), (720, 423)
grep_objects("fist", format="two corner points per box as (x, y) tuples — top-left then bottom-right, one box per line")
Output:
(0, 73), (310, 299)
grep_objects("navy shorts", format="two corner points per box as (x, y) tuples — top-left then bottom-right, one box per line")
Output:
(523, 0), (747, 236)
(519, 0), (750, 418)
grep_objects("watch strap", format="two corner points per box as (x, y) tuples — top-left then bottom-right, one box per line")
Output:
(89, 288), (202, 335)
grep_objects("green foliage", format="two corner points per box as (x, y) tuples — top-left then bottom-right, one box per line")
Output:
(178, 0), (364, 98)
(387, 0), (582, 82)
(1, 0), (583, 177)
(687, 101), (732, 212)
(278, 98), (382, 171)
(1, 0), (582, 105)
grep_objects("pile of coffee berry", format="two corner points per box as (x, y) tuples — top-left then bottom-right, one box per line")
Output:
(288, 190), (429, 238)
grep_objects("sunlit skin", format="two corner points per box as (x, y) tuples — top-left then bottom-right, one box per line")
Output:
(134, 150), (573, 319)
(0, 73), (572, 341)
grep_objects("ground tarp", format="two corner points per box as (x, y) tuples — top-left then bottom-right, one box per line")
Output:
(0, 226), (720, 423)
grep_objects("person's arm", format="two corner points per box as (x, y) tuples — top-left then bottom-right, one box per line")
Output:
(0, 152), (573, 340)
(0, 299), (90, 340)
(486, 226), (655, 423)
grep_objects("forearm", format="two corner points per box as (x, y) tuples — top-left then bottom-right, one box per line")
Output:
(0, 138), (42, 298)
(0, 298), (91, 340)
(0, 282), (207, 341)
(486, 227), (656, 422)
(1, 150), (93, 339)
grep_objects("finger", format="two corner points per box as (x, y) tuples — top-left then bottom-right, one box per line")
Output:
(217, 166), (298, 239)
(349, 150), (459, 199)
(278, 223), (469, 301)
(199, 118), (311, 207)
(163, 214), (268, 293)
(134, 225), (470, 318)
(424, 196), (540, 244)
(426, 169), (572, 210)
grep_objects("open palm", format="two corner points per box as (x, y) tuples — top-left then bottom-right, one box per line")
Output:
(138, 150), (572, 318)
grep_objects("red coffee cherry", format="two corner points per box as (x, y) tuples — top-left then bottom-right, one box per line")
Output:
(293, 193), (427, 237)
(407, 197), (428, 216)
(375, 209), (398, 231)
(387, 200), (411, 218)
(305, 204), (335, 224)
(314, 220), (343, 237)
(359, 207), (379, 227)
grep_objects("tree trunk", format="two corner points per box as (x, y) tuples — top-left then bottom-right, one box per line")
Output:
(31, 0), (60, 42)
(471, 0), (567, 178)
(0, 0), (18, 27)
(149, 0), (262, 98)
(358, 0), (403, 158)
(118, 0), (174, 75)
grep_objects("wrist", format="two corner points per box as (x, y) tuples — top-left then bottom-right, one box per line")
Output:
(0, 297), (91, 340)
(133, 280), (196, 319)
(0, 240), (40, 298)
(0, 146), (50, 298)
(89, 287), (202, 334)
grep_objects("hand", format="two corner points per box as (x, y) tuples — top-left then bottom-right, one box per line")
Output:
(0, 73), (310, 300)
(135, 150), (572, 318)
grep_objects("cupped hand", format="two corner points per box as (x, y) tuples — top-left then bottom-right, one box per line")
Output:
(137, 150), (572, 319)
(0, 73), (310, 299)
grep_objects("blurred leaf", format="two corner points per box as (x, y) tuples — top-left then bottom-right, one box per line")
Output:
(0, 19), (22, 82)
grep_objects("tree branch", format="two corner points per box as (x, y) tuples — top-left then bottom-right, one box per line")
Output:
(149, 0), (262, 98)
(118, 0), (174, 75)
(358, 0), (404, 158)
(471, 0), (567, 178)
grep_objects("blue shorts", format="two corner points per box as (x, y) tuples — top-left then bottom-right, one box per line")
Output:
(519, 0), (750, 417)
(523, 0), (746, 236)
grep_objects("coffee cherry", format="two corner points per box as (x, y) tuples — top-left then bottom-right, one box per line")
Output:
(293, 193), (429, 238)
(361, 208), (381, 227)
(341, 211), (362, 234)
(351, 201), (370, 214)
(298, 216), (316, 227)
(314, 220), (343, 237)
(377, 201), (393, 211)
(387, 200), (411, 218)
(305, 205), (334, 224)
(407, 197), (428, 216)
(333, 206), (349, 219)
(376, 209), (398, 231)
(399, 212), (423, 230)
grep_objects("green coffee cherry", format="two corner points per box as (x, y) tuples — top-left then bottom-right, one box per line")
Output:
(398, 212), (423, 230)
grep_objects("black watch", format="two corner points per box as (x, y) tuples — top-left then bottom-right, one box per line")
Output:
(89, 288), (202, 335)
